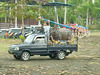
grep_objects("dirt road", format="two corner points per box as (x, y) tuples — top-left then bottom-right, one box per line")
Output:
(0, 33), (100, 75)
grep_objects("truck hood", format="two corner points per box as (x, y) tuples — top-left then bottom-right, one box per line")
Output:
(10, 43), (30, 48)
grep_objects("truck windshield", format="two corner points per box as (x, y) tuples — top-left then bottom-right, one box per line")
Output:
(24, 34), (35, 43)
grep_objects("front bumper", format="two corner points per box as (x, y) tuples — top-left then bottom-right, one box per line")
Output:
(8, 50), (22, 56)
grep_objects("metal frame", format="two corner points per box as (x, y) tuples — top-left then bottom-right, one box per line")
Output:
(42, 2), (75, 23)
(42, 2), (75, 6)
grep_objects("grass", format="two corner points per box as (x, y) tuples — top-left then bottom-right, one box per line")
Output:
(0, 43), (9, 52)
(91, 30), (100, 36)
(0, 39), (21, 52)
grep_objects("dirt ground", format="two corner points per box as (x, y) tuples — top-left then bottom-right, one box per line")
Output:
(0, 31), (100, 75)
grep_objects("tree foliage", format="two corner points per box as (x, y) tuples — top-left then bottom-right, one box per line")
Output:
(0, 0), (100, 29)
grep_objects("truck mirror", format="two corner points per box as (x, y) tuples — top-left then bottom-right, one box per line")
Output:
(32, 41), (35, 44)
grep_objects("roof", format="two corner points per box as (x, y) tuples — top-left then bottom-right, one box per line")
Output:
(42, 2), (75, 7)
(31, 0), (49, 5)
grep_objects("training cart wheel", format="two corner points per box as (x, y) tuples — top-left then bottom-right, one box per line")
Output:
(21, 52), (30, 61)
(57, 51), (66, 60)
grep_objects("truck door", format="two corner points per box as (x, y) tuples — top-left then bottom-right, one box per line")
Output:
(31, 36), (48, 53)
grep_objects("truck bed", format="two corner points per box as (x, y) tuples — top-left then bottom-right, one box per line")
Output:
(48, 44), (78, 51)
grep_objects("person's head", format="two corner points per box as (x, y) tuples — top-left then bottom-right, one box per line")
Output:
(46, 20), (50, 26)
(46, 22), (49, 26)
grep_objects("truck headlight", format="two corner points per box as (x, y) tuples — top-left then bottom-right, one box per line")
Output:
(14, 47), (19, 50)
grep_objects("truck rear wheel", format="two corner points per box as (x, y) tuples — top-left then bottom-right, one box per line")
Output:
(21, 52), (30, 61)
(57, 51), (65, 60)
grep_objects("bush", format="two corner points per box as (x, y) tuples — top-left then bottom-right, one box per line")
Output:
(19, 35), (25, 42)
(89, 24), (100, 30)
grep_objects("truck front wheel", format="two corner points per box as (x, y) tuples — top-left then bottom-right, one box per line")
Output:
(57, 51), (65, 60)
(21, 52), (30, 61)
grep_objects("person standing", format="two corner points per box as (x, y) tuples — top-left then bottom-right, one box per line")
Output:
(43, 20), (50, 39)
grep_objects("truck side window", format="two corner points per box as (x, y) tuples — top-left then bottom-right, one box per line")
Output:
(34, 36), (46, 45)
(36, 37), (45, 40)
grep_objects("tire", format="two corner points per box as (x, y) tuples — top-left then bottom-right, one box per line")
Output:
(21, 52), (30, 61)
(4, 35), (6, 38)
(12, 36), (15, 39)
(57, 51), (66, 60)
(13, 55), (20, 60)
(49, 54), (56, 59)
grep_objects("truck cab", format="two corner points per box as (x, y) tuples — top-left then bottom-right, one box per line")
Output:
(8, 34), (78, 61)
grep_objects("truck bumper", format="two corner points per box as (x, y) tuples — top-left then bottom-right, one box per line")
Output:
(8, 50), (22, 56)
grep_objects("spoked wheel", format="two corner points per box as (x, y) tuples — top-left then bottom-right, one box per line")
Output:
(4, 35), (8, 39)
(57, 51), (66, 60)
(13, 55), (20, 60)
(21, 52), (30, 61)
